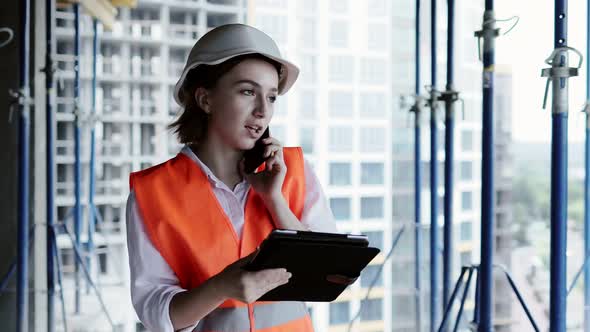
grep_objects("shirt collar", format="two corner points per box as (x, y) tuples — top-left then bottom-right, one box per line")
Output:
(180, 145), (248, 191)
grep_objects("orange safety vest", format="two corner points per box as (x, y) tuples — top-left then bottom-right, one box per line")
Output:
(129, 147), (314, 332)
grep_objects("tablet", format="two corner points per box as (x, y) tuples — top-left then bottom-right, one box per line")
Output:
(244, 229), (381, 302)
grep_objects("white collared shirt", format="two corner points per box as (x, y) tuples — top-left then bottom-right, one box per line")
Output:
(126, 146), (337, 332)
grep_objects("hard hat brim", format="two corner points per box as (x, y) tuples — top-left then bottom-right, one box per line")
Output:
(173, 50), (299, 107)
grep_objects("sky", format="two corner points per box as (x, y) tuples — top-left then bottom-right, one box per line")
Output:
(495, 0), (588, 143)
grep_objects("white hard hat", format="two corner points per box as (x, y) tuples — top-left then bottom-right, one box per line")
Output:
(173, 23), (300, 106)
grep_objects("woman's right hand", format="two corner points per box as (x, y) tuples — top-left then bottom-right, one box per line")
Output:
(212, 252), (292, 303)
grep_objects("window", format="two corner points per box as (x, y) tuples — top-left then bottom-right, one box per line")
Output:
(330, 301), (350, 325)
(360, 92), (386, 118)
(462, 97), (481, 123)
(98, 247), (108, 274)
(360, 298), (383, 321)
(361, 162), (384, 185)
(140, 124), (155, 155)
(392, 294), (415, 321)
(130, 46), (159, 77)
(330, 0), (349, 13)
(274, 97), (287, 117)
(368, 0), (387, 17)
(271, 125), (286, 143)
(361, 265), (383, 287)
(299, 18), (317, 48)
(368, 24), (387, 51)
(392, 129), (413, 155)
(329, 91), (353, 118)
(460, 221), (472, 241)
(391, 261), (414, 288)
(298, 0), (317, 14)
(460, 161), (473, 181)
(300, 55), (317, 83)
(329, 126), (353, 152)
(299, 127), (315, 154)
(393, 160), (413, 186)
(256, 0), (287, 7)
(330, 198), (351, 221)
(99, 44), (121, 75)
(461, 130), (474, 151)
(461, 191), (473, 211)
(329, 56), (354, 83)
(329, 20), (349, 48)
(392, 194), (413, 220)
(361, 58), (387, 84)
(256, 15), (287, 44)
(361, 197), (384, 219)
(169, 48), (187, 77)
(365, 231), (383, 249)
(330, 162), (352, 186)
(396, 226), (414, 256)
(299, 89), (316, 118)
(100, 83), (122, 115)
(360, 127), (386, 152)
(135, 84), (157, 116)
(460, 251), (472, 266)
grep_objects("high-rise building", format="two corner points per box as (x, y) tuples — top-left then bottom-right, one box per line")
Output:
(493, 65), (514, 331)
(248, 1), (395, 330)
(53, 1), (247, 330)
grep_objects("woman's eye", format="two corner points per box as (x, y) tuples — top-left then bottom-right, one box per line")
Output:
(242, 89), (255, 96)
(269, 96), (277, 103)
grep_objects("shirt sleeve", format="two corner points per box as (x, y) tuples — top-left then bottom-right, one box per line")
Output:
(126, 191), (199, 332)
(299, 159), (339, 233)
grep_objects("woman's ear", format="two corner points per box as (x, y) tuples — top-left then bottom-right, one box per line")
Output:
(194, 87), (211, 114)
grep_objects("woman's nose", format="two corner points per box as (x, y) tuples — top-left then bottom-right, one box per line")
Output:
(253, 96), (271, 118)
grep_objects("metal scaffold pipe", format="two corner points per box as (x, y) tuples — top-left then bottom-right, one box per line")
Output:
(478, 0), (496, 331)
(87, 18), (99, 294)
(584, 0), (590, 329)
(414, 1), (423, 331)
(429, 1), (441, 331)
(540, 0), (582, 331)
(16, 0), (31, 331)
(45, 0), (56, 330)
(73, 3), (83, 314)
(442, 0), (459, 324)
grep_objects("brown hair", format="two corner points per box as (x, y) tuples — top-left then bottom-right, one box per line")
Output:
(169, 54), (282, 144)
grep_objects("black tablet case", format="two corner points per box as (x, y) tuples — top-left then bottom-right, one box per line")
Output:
(244, 230), (381, 302)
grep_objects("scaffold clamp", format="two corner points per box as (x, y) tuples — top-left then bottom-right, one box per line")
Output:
(541, 46), (583, 110)
(8, 88), (32, 123)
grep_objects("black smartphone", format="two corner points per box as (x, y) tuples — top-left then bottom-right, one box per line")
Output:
(243, 127), (270, 174)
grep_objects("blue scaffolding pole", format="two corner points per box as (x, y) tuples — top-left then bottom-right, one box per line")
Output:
(87, 18), (99, 294)
(442, 0), (458, 319)
(414, 1), (423, 331)
(585, 1), (590, 329)
(429, 0), (441, 331)
(16, 0), (31, 331)
(479, 1), (496, 331)
(540, 0), (579, 331)
(73, 3), (83, 314)
(45, 0), (56, 330)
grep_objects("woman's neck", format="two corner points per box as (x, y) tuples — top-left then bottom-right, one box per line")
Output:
(190, 138), (244, 190)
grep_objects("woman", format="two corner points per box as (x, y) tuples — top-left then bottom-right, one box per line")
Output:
(126, 23), (337, 331)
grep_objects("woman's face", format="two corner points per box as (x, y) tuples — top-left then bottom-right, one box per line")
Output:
(202, 58), (279, 151)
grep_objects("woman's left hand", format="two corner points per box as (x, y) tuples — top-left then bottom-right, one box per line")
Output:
(240, 136), (286, 201)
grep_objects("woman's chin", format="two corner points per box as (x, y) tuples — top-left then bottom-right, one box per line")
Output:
(238, 139), (256, 151)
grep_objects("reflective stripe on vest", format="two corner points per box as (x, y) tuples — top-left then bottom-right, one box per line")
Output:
(194, 302), (308, 332)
